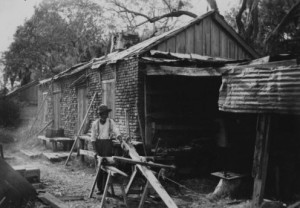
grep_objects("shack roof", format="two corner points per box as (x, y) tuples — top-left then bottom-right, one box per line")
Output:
(92, 10), (258, 69)
(38, 62), (91, 85)
(6, 80), (39, 98)
(219, 56), (300, 115)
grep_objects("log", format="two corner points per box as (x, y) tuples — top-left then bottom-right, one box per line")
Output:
(112, 156), (176, 169)
(38, 192), (68, 208)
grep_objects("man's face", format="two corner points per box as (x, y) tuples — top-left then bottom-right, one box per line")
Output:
(100, 111), (108, 121)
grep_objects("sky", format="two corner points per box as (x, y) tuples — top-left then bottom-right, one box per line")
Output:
(0, 0), (239, 55)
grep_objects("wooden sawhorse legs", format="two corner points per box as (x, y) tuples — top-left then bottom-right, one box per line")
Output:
(100, 170), (128, 208)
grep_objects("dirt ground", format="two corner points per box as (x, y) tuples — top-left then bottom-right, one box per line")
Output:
(1, 125), (252, 208)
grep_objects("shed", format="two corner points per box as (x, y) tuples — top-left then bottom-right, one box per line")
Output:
(219, 56), (300, 206)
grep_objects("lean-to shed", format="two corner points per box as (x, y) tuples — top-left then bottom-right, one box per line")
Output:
(218, 56), (300, 206)
(37, 11), (258, 148)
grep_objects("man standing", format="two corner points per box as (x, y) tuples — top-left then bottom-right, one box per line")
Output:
(91, 104), (122, 194)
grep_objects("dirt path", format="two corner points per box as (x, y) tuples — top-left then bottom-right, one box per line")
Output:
(1, 125), (250, 208)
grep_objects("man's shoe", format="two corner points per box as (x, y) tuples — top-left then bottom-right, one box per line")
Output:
(96, 191), (103, 195)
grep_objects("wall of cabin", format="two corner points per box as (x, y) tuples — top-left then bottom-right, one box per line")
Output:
(155, 16), (252, 60)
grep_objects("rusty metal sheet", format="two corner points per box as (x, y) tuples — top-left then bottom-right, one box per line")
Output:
(219, 59), (300, 115)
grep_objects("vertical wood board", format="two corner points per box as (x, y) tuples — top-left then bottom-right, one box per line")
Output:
(175, 31), (186, 53)
(185, 26), (195, 54)
(53, 93), (61, 129)
(166, 37), (176, 53)
(252, 114), (271, 208)
(203, 17), (211, 55)
(157, 41), (167, 52)
(211, 21), (220, 57)
(194, 22), (203, 55)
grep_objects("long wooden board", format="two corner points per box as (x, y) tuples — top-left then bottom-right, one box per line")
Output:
(39, 192), (68, 208)
(122, 142), (178, 208)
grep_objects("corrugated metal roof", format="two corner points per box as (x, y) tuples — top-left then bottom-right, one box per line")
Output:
(38, 62), (91, 85)
(218, 59), (300, 115)
(92, 11), (258, 69)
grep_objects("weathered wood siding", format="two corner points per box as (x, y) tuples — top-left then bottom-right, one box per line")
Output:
(155, 16), (250, 60)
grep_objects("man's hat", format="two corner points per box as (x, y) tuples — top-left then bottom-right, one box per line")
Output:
(99, 104), (112, 114)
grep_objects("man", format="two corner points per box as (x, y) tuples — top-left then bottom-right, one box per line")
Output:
(91, 104), (122, 194)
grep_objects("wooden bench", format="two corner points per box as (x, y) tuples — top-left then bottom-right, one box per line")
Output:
(38, 135), (74, 152)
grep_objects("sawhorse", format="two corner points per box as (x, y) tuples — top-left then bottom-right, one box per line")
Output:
(89, 156), (129, 208)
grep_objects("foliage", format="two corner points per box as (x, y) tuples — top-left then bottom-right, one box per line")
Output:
(223, 0), (299, 55)
(3, 0), (111, 87)
(0, 98), (20, 127)
(107, 0), (194, 39)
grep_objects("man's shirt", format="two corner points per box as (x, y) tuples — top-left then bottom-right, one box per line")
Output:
(90, 118), (120, 141)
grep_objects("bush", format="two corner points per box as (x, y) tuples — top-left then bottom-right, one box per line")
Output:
(0, 98), (20, 127)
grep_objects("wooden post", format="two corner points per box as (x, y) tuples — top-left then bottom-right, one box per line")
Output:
(100, 171), (112, 208)
(251, 114), (271, 208)
(89, 157), (103, 198)
(144, 76), (151, 147)
(125, 165), (138, 194)
(65, 92), (97, 166)
(138, 181), (150, 208)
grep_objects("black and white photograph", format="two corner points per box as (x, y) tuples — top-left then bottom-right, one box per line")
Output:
(1, 0), (300, 207)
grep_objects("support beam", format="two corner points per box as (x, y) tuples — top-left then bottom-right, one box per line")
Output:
(251, 114), (272, 208)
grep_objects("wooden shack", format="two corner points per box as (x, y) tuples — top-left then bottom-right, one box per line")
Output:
(219, 56), (300, 206)
(38, 10), (257, 143)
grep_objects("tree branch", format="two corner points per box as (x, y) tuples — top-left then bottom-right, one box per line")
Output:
(236, 0), (247, 37)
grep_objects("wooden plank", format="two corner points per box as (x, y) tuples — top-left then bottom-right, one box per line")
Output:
(251, 114), (271, 208)
(102, 165), (128, 177)
(175, 31), (186, 53)
(65, 92), (97, 166)
(220, 30), (228, 58)
(166, 37), (176, 53)
(157, 41), (167, 52)
(138, 181), (150, 208)
(58, 195), (84, 201)
(203, 17), (211, 55)
(38, 135), (51, 142)
(185, 26), (195, 54)
(100, 171), (112, 208)
(194, 21), (203, 55)
(39, 192), (68, 208)
(122, 142), (178, 208)
(53, 92), (61, 129)
(211, 21), (220, 57)
(144, 76), (151, 146)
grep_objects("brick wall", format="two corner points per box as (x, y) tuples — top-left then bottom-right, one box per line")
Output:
(37, 57), (143, 140)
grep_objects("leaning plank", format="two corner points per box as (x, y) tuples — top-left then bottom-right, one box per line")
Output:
(101, 165), (128, 177)
(122, 141), (178, 208)
(58, 195), (84, 202)
(39, 192), (68, 208)
(65, 92), (97, 166)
